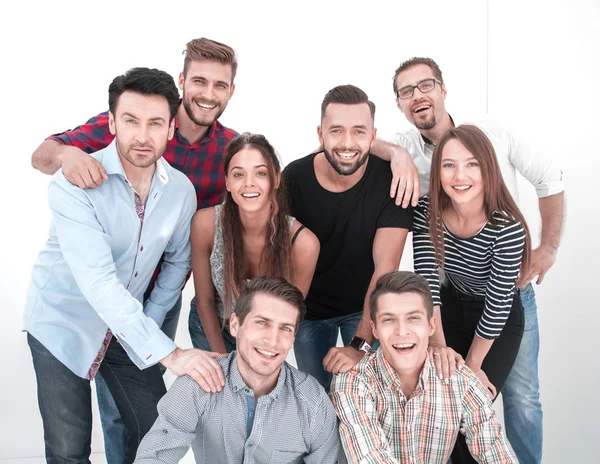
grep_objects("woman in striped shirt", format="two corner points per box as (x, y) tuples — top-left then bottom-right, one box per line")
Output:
(413, 124), (531, 402)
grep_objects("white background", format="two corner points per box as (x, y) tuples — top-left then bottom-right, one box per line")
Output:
(1, 0), (598, 462)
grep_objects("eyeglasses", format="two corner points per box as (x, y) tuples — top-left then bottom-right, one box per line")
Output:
(395, 78), (442, 99)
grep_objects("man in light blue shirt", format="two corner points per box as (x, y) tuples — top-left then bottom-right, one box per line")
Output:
(24, 67), (226, 464)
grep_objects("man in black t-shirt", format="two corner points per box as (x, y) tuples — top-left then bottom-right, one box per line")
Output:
(283, 85), (413, 391)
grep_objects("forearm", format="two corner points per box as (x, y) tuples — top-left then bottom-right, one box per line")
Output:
(429, 305), (447, 346)
(465, 334), (494, 370)
(370, 139), (397, 161)
(355, 267), (391, 345)
(31, 139), (65, 174)
(197, 299), (227, 354)
(538, 191), (565, 250)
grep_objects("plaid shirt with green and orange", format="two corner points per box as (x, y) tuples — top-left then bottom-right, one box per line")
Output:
(331, 349), (517, 464)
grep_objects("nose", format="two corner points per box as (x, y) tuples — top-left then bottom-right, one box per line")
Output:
(244, 175), (255, 187)
(262, 326), (280, 347)
(135, 124), (149, 144)
(395, 321), (411, 336)
(454, 165), (467, 180)
(342, 130), (354, 148)
(203, 83), (215, 101)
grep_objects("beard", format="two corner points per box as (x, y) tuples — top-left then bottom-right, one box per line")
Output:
(323, 146), (369, 176)
(182, 94), (226, 127)
(414, 113), (437, 131)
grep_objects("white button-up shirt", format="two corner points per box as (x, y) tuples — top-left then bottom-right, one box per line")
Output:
(389, 116), (565, 202)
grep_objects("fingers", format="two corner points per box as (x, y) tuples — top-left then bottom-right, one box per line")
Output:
(64, 158), (107, 189)
(429, 347), (444, 380)
(536, 269), (547, 285)
(488, 382), (497, 400)
(322, 348), (335, 372)
(188, 369), (214, 393)
(454, 351), (465, 368)
(411, 177), (421, 207)
(390, 174), (399, 200)
(439, 350), (451, 383)
(401, 178), (413, 209)
(394, 176), (408, 206)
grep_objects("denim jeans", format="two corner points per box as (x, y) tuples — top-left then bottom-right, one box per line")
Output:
(188, 296), (236, 352)
(28, 333), (166, 464)
(96, 295), (182, 464)
(502, 284), (543, 463)
(293, 312), (367, 393)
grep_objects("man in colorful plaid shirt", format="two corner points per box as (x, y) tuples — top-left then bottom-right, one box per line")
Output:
(331, 271), (516, 463)
(30, 38), (238, 464)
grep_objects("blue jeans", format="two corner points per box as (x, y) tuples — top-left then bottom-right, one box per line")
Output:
(28, 333), (166, 464)
(294, 312), (368, 393)
(188, 296), (237, 352)
(502, 284), (543, 463)
(96, 295), (182, 464)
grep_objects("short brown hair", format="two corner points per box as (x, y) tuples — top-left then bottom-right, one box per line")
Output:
(321, 84), (375, 121)
(392, 57), (444, 94)
(234, 277), (306, 331)
(369, 271), (434, 322)
(182, 38), (238, 82)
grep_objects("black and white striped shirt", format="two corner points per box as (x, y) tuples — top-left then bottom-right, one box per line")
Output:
(413, 196), (525, 340)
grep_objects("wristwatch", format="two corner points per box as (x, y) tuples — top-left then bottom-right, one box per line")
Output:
(349, 336), (373, 353)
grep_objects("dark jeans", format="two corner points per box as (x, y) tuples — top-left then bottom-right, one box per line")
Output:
(440, 284), (524, 464)
(188, 296), (237, 352)
(28, 333), (166, 464)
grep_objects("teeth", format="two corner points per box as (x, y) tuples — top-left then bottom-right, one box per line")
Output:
(256, 349), (276, 357)
(414, 104), (431, 112)
(242, 193), (260, 198)
(337, 151), (356, 159)
(453, 186), (470, 191)
(393, 343), (415, 349)
(198, 102), (216, 110)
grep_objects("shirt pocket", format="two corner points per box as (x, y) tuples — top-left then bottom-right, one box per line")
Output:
(268, 449), (304, 463)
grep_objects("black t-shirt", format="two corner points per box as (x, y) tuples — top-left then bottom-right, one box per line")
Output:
(283, 153), (413, 320)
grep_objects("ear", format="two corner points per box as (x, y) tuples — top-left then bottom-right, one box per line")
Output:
(167, 119), (175, 141)
(108, 112), (116, 136)
(371, 127), (377, 143)
(441, 82), (447, 102)
(229, 82), (236, 98)
(371, 320), (378, 340)
(229, 313), (239, 337)
(178, 72), (185, 91)
(428, 316), (437, 337)
(317, 125), (323, 146)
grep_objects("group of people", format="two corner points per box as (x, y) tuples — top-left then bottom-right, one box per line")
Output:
(24, 37), (565, 464)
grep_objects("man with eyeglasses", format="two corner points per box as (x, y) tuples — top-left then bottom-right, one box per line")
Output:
(370, 57), (565, 464)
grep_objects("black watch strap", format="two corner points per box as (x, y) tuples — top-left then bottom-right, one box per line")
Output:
(349, 336), (372, 353)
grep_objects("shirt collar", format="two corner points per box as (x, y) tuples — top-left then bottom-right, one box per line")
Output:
(174, 107), (221, 145)
(101, 139), (169, 186)
(418, 114), (457, 149)
(375, 347), (430, 394)
(229, 351), (288, 402)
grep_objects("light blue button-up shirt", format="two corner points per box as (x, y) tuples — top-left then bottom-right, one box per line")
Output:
(24, 140), (197, 378)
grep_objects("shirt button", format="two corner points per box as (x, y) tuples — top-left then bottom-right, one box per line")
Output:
(140, 245), (144, 251)
(247, 443), (254, 447)
(162, 429), (168, 434)
(134, 272), (138, 277)
(249, 412), (254, 417)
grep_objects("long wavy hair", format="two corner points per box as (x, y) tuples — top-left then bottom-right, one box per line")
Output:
(428, 125), (531, 275)
(221, 132), (293, 318)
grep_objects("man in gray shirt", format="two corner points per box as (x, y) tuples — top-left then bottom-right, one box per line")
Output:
(135, 276), (343, 464)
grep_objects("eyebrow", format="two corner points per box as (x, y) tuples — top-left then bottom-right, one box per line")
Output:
(121, 113), (166, 123)
(252, 314), (296, 327)
(441, 156), (478, 162)
(378, 309), (426, 318)
(328, 124), (369, 130)
(190, 75), (230, 87)
(230, 164), (268, 170)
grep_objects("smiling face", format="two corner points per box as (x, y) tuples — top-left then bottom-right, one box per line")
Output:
(439, 138), (484, 207)
(108, 91), (175, 171)
(230, 293), (298, 385)
(371, 292), (435, 375)
(179, 59), (235, 127)
(318, 102), (376, 177)
(225, 147), (278, 213)
(395, 64), (447, 131)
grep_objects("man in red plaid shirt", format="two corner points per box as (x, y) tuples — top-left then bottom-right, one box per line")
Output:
(331, 271), (517, 464)
(31, 37), (238, 464)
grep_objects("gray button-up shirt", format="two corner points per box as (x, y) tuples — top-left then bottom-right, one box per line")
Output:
(135, 352), (343, 463)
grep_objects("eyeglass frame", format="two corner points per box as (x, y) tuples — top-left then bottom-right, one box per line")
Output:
(395, 78), (443, 99)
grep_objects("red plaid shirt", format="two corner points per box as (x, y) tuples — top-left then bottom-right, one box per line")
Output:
(49, 107), (238, 210)
(50, 107), (238, 293)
